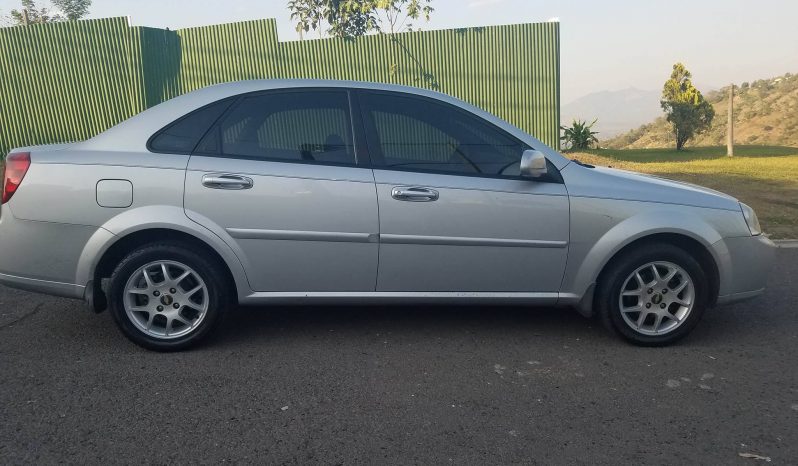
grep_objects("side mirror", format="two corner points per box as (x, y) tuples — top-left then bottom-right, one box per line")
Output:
(520, 149), (548, 178)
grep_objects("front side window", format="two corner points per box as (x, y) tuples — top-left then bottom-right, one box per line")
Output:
(359, 92), (528, 177)
(197, 90), (356, 166)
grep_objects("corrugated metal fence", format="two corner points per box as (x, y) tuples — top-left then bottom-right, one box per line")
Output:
(0, 17), (560, 155)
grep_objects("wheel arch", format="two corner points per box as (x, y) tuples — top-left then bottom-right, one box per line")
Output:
(593, 233), (720, 309)
(564, 209), (726, 316)
(88, 228), (240, 312)
(76, 206), (252, 312)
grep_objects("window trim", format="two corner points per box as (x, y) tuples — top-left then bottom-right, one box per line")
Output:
(355, 89), (562, 184)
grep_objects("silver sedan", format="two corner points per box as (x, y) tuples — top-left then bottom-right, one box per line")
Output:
(0, 80), (775, 350)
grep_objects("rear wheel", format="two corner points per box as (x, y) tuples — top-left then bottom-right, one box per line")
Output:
(596, 243), (709, 346)
(108, 242), (230, 351)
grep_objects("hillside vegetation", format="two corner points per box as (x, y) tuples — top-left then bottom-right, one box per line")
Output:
(604, 72), (798, 149)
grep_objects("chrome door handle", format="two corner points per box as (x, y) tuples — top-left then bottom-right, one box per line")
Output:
(201, 174), (253, 190)
(391, 186), (439, 202)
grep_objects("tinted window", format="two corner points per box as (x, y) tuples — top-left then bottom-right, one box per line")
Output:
(199, 91), (356, 165)
(360, 92), (528, 176)
(149, 99), (232, 154)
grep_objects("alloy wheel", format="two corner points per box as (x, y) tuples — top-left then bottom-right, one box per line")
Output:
(123, 260), (210, 339)
(618, 261), (695, 335)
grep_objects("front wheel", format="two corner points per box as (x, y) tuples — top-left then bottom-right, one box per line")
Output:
(596, 243), (710, 346)
(108, 242), (230, 351)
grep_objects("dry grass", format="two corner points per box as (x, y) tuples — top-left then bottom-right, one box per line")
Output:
(570, 145), (798, 239)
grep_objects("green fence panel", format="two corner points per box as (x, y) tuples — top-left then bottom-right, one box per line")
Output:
(0, 17), (559, 155)
(0, 17), (144, 154)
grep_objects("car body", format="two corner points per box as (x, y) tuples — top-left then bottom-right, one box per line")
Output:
(0, 80), (776, 350)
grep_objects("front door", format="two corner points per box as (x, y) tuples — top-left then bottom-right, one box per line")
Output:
(357, 90), (569, 293)
(184, 89), (379, 292)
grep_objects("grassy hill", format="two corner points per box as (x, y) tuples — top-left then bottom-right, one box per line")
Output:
(604, 72), (798, 149)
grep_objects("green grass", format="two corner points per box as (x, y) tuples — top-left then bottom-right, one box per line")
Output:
(584, 145), (798, 162)
(570, 145), (798, 239)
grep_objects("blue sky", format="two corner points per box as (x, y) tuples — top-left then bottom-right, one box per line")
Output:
(2, 0), (797, 103)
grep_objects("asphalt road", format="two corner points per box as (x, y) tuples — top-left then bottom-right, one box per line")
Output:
(1, 250), (796, 465)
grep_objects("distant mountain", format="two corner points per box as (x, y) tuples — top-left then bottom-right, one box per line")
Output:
(604, 72), (798, 149)
(561, 88), (662, 138)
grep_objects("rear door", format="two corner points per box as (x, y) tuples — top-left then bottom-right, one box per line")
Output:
(183, 89), (379, 292)
(357, 90), (569, 293)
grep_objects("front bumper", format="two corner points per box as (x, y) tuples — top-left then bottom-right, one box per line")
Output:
(714, 234), (776, 305)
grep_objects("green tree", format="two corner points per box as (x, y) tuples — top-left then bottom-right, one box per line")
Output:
(9, 0), (62, 24)
(288, 0), (325, 38)
(287, 0), (433, 39)
(372, 0), (433, 34)
(8, 0), (90, 25)
(52, 0), (91, 20)
(660, 63), (715, 150)
(560, 119), (599, 150)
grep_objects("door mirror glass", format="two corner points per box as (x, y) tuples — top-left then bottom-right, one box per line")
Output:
(520, 150), (547, 178)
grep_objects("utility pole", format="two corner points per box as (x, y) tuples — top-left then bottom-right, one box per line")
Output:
(22, 8), (30, 26)
(727, 84), (734, 157)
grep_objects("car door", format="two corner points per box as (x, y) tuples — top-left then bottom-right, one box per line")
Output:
(183, 89), (379, 292)
(357, 90), (569, 293)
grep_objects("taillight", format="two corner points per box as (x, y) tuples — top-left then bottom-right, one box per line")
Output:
(2, 152), (31, 204)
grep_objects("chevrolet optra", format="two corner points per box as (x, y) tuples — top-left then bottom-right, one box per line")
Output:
(0, 80), (775, 350)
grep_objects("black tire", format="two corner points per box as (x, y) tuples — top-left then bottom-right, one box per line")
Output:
(108, 242), (231, 351)
(596, 243), (709, 346)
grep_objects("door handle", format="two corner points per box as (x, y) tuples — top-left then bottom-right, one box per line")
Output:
(391, 186), (439, 202)
(201, 174), (254, 190)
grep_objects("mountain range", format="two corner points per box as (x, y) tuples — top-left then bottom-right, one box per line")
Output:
(561, 88), (662, 138)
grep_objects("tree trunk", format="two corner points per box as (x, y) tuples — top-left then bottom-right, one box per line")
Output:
(676, 131), (688, 151)
(675, 128), (685, 150)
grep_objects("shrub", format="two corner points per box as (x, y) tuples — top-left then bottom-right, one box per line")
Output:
(561, 119), (599, 150)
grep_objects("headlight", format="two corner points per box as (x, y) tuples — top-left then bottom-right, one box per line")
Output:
(740, 202), (762, 236)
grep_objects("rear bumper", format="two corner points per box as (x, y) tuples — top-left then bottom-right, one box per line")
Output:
(714, 234), (776, 305)
(0, 207), (98, 299)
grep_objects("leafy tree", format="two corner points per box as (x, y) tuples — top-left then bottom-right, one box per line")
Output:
(9, 0), (62, 24)
(326, 0), (375, 38)
(560, 119), (599, 150)
(288, 0), (433, 39)
(52, 0), (91, 21)
(288, 0), (325, 38)
(660, 63), (715, 150)
(372, 0), (433, 34)
(8, 0), (90, 25)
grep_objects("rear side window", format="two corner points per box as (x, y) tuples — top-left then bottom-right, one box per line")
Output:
(197, 90), (356, 166)
(148, 99), (233, 154)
